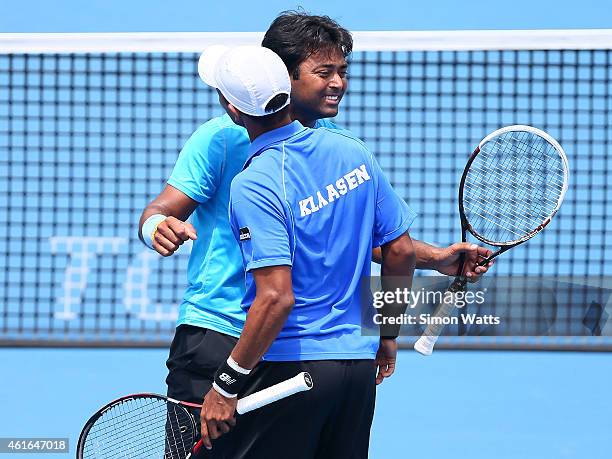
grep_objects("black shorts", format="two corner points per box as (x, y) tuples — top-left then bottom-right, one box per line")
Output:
(166, 324), (238, 404)
(166, 325), (377, 459)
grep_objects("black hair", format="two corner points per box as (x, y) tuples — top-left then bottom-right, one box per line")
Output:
(242, 94), (290, 123)
(262, 10), (353, 79)
(265, 93), (289, 113)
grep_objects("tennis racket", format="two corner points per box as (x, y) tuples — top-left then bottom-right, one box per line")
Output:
(76, 371), (313, 458)
(413, 125), (569, 355)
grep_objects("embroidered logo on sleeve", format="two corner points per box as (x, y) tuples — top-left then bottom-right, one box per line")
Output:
(239, 227), (251, 241)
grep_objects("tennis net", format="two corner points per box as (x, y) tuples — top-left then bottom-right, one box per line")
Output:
(1, 30), (610, 349)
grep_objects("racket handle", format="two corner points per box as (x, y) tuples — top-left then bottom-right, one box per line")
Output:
(236, 371), (313, 414)
(414, 335), (437, 356)
(414, 286), (464, 356)
(413, 301), (454, 355)
(188, 372), (314, 457)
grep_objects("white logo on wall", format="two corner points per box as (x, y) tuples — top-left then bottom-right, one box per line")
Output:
(50, 237), (191, 322)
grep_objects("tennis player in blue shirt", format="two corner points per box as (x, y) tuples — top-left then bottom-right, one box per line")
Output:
(195, 45), (417, 458)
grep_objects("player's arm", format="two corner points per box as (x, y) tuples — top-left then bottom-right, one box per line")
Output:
(200, 169), (292, 449)
(138, 184), (198, 256)
(375, 233), (416, 385)
(139, 121), (228, 256)
(372, 239), (493, 280)
(199, 265), (293, 450)
(370, 151), (418, 384)
(229, 266), (294, 368)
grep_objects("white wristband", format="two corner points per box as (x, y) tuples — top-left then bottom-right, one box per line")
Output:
(227, 356), (252, 375)
(212, 382), (238, 399)
(142, 214), (167, 249)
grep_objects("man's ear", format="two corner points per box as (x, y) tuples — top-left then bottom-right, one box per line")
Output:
(226, 103), (244, 126)
(217, 91), (244, 126)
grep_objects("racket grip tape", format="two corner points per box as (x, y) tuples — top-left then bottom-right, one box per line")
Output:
(237, 371), (313, 414)
(413, 292), (461, 356)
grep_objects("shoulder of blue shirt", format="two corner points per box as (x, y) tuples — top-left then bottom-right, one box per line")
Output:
(184, 113), (246, 147)
(230, 154), (284, 206)
(230, 119), (374, 206)
(246, 119), (371, 168)
(186, 114), (351, 143)
(179, 114), (369, 177)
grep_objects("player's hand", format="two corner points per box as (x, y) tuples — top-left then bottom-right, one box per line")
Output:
(152, 216), (197, 257)
(375, 338), (397, 385)
(200, 388), (237, 450)
(433, 243), (494, 282)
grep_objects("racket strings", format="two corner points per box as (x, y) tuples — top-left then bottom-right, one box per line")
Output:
(165, 403), (194, 459)
(469, 146), (562, 236)
(467, 157), (562, 209)
(464, 181), (550, 226)
(85, 399), (167, 458)
(466, 132), (563, 239)
(463, 130), (566, 244)
(463, 180), (551, 233)
(489, 134), (565, 202)
(478, 134), (561, 209)
(82, 397), (195, 459)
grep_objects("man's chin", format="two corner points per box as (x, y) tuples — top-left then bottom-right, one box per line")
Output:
(319, 106), (340, 118)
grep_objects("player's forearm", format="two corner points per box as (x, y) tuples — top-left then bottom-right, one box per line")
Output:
(381, 234), (416, 277)
(412, 239), (444, 270)
(138, 203), (173, 241)
(374, 239), (441, 270)
(380, 234), (416, 338)
(138, 185), (198, 241)
(230, 291), (294, 369)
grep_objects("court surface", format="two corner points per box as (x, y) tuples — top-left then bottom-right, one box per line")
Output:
(1, 348), (610, 459)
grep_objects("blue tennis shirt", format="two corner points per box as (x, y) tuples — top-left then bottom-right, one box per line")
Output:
(229, 121), (416, 361)
(168, 114), (341, 337)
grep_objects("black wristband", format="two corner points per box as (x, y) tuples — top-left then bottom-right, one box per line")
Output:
(213, 359), (250, 397)
(381, 332), (400, 340)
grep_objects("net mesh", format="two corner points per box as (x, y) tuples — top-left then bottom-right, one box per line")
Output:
(1, 33), (610, 349)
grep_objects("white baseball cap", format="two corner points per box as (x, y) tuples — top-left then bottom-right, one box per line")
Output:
(198, 45), (291, 117)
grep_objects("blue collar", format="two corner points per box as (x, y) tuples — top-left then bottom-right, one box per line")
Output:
(245, 121), (306, 169)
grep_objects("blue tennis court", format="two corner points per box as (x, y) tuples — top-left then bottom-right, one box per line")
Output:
(1, 349), (611, 458)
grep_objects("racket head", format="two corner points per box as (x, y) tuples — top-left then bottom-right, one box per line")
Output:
(76, 393), (197, 459)
(459, 125), (569, 248)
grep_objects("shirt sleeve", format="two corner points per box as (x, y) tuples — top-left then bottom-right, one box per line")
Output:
(167, 122), (226, 203)
(371, 155), (418, 247)
(229, 173), (292, 272)
(314, 118), (353, 136)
